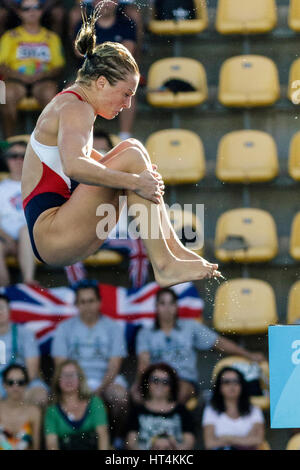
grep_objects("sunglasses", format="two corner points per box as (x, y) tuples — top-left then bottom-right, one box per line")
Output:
(5, 379), (27, 387)
(6, 152), (25, 159)
(220, 379), (241, 386)
(21, 5), (42, 11)
(149, 376), (171, 386)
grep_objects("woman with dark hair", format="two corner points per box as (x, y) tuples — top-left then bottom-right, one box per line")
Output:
(126, 363), (195, 450)
(44, 359), (109, 450)
(202, 367), (265, 450)
(0, 364), (41, 450)
(21, 2), (221, 286)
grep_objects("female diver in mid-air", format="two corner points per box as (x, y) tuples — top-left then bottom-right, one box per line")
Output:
(21, 5), (222, 287)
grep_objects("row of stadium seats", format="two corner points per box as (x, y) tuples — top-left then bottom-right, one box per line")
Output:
(149, 0), (300, 36)
(146, 129), (300, 184)
(147, 55), (300, 108)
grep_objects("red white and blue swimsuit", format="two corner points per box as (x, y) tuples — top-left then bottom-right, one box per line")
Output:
(23, 90), (92, 263)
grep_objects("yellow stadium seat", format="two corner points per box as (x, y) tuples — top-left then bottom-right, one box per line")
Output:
(0, 172), (9, 182)
(218, 55), (280, 107)
(6, 134), (30, 144)
(216, 0), (277, 35)
(167, 207), (204, 256)
(145, 129), (206, 184)
(288, 131), (300, 180)
(212, 356), (270, 410)
(213, 278), (278, 334)
(215, 208), (278, 263)
(290, 212), (300, 260)
(289, 0), (300, 31)
(287, 280), (300, 324)
(149, 0), (208, 35)
(84, 250), (123, 266)
(216, 130), (279, 183)
(286, 433), (300, 450)
(288, 58), (300, 104)
(147, 57), (208, 108)
(17, 97), (41, 112)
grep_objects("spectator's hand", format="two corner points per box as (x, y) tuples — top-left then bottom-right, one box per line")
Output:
(168, 436), (180, 450)
(151, 437), (175, 450)
(130, 382), (143, 404)
(248, 352), (266, 363)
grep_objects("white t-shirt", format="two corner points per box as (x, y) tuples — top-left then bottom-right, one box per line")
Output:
(0, 178), (26, 240)
(202, 405), (264, 438)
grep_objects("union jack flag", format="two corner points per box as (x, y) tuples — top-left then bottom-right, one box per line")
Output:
(1, 281), (204, 354)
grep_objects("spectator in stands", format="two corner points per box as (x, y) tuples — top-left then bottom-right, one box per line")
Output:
(126, 362), (196, 450)
(0, 364), (41, 450)
(0, 139), (37, 287)
(51, 279), (128, 448)
(132, 288), (265, 405)
(0, 294), (48, 406)
(71, 0), (137, 141)
(44, 359), (109, 450)
(202, 367), (265, 450)
(0, 0), (65, 37)
(0, 0), (65, 137)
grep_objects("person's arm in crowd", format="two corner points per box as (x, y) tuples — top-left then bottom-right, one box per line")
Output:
(0, 64), (34, 84)
(223, 422), (265, 449)
(0, 228), (17, 252)
(30, 406), (42, 450)
(126, 431), (140, 450)
(96, 425), (110, 450)
(168, 433), (195, 450)
(45, 434), (59, 450)
(122, 40), (136, 57)
(130, 351), (150, 402)
(96, 356), (123, 395)
(25, 356), (41, 382)
(54, 356), (67, 368)
(213, 335), (266, 362)
(203, 424), (234, 450)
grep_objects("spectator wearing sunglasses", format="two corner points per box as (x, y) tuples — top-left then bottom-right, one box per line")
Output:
(0, 364), (41, 450)
(133, 288), (265, 405)
(0, 294), (48, 407)
(202, 367), (265, 450)
(0, 0), (65, 37)
(126, 363), (196, 450)
(0, 140), (37, 286)
(0, 0), (65, 137)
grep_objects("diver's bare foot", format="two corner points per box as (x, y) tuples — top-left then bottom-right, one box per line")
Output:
(154, 257), (222, 287)
(166, 239), (207, 262)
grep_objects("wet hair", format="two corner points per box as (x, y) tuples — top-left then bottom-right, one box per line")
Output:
(140, 362), (179, 402)
(72, 279), (101, 303)
(74, 3), (139, 86)
(154, 288), (179, 330)
(2, 364), (29, 385)
(210, 367), (251, 416)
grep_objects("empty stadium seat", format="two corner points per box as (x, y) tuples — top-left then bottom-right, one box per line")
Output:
(167, 207), (204, 256)
(149, 0), (208, 35)
(147, 58), (208, 108)
(287, 280), (300, 324)
(213, 278), (278, 334)
(214, 208), (278, 262)
(216, 130), (279, 183)
(218, 55), (280, 107)
(290, 212), (300, 260)
(288, 131), (300, 180)
(288, 58), (300, 104)
(211, 356), (270, 410)
(17, 97), (41, 112)
(216, 0), (277, 35)
(84, 250), (124, 266)
(286, 433), (300, 450)
(288, 0), (300, 31)
(145, 129), (206, 184)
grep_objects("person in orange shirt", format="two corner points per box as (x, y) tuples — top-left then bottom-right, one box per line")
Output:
(0, 0), (65, 137)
